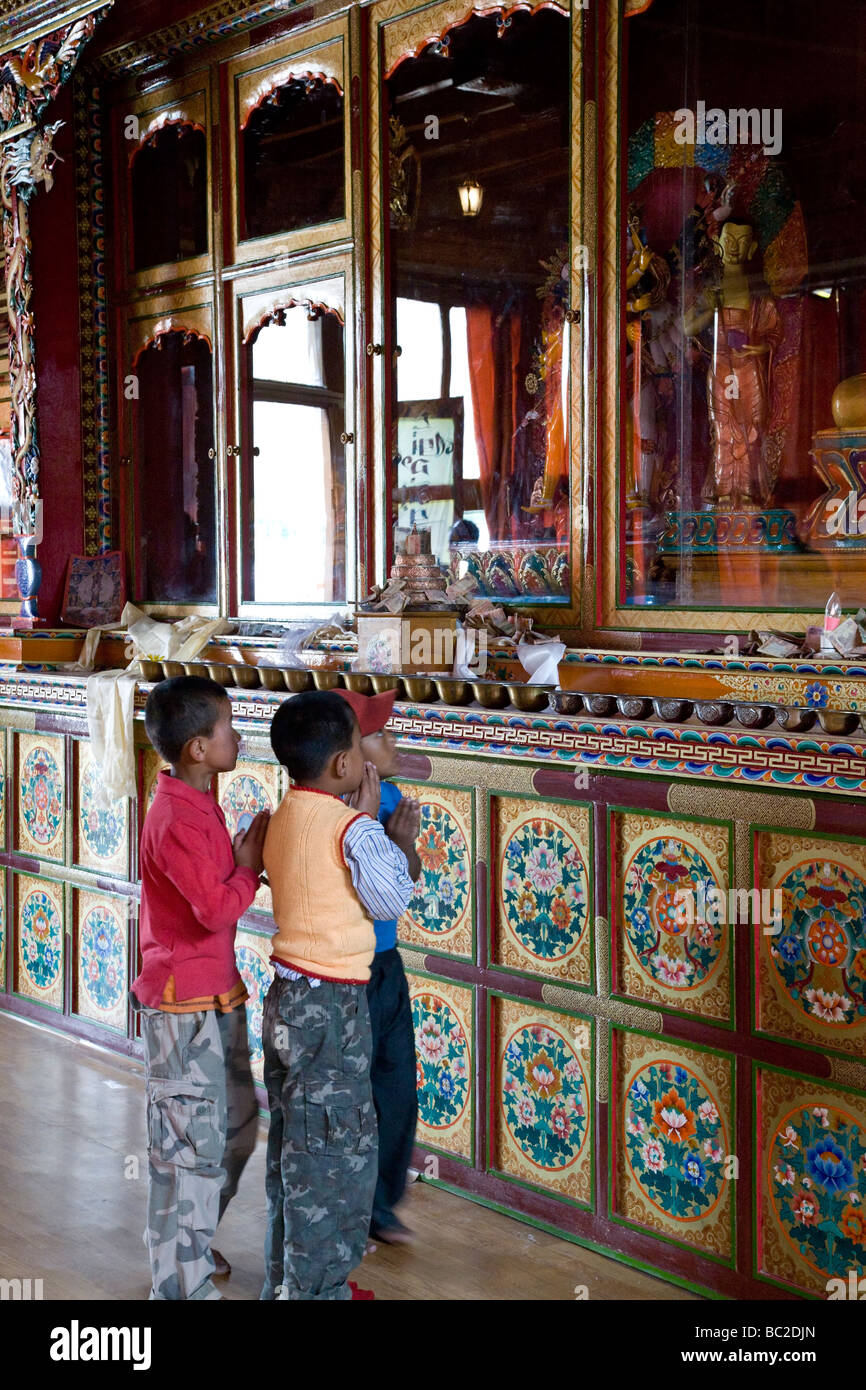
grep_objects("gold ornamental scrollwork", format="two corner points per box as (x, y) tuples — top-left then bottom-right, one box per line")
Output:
(667, 784), (816, 830)
(1, 119), (63, 522)
(379, 0), (570, 81)
(397, 946), (428, 974)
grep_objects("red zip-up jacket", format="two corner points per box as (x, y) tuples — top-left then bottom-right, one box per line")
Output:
(132, 771), (260, 1007)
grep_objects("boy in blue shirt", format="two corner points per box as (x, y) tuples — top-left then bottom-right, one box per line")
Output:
(337, 688), (421, 1244)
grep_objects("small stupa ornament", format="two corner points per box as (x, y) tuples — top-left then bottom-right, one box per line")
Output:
(389, 524), (450, 604)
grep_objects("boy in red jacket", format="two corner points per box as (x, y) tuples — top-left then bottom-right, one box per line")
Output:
(132, 676), (268, 1301)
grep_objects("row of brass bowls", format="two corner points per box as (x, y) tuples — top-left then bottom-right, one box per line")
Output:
(136, 660), (553, 711)
(551, 690), (862, 736)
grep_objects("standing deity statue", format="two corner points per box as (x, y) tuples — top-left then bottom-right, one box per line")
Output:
(683, 221), (782, 509)
(624, 214), (678, 522)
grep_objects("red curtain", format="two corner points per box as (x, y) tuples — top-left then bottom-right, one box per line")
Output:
(466, 304), (524, 539)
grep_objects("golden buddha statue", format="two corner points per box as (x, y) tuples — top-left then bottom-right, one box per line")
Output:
(684, 221), (782, 510)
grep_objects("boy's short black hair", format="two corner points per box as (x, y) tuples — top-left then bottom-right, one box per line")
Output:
(270, 690), (357, 782)
(144, 676), (229, 764)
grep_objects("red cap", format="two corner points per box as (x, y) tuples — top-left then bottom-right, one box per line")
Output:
(335, 687), (397, 736)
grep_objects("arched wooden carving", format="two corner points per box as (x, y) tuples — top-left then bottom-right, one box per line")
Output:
(0, 3), (112, 545)
(243, 296), (345, 346)
(382, 0), (569, 80)
(131, 323), (213, 371)
(128, 114), (207, 168)
(240, 70), (343, 131)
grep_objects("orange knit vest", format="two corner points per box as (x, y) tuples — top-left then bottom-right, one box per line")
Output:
(264, 788), (376, 982)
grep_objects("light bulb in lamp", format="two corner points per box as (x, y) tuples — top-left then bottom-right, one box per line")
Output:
(458, 178), (483, 217)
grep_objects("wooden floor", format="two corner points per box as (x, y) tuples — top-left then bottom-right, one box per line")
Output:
(0, 1011), (698, 1301)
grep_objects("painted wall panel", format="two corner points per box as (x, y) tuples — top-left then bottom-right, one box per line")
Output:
(74, 889), (130, 1033)
(757, 1064), (866, 1296)
(396, 784), (474, 960)
(235, 927), (274, 1087)
(490, 993), (593, 1206)
(612, 810), (732, 1024)
(15, 873), (65, 1011)
(612, 1029), (735, 1261)
(491, 796), (592, 986)
(75, 742), (129, 878)
(16, 733), (65, 864)
(218, 761), (282, 914)
(756, 830), (866, 1057)
(408, 971), (474, 1162)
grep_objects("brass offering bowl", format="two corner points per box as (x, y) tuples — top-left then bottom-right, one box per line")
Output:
(282, 668), (313, 693)
(471, 680), (509, 709)
(312, 669), (343, 691)
(139, 659), (164, 682)
(402, 676), (436, 702)
(343, 672), (374, 695)
(183, 662), (208, 677)
(162, 660), (185, 679)
(435, 678), (473, 705)
(259, 667), (287, 692)
(507, 683), (553, 713)
(370, 674), (404, 696)
(228, 663), (260, 690)
(206, 662), (233, 687)
(818, 709), (859, 736)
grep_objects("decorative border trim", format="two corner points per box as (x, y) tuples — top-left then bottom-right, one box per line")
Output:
(74, 72), (111, 552)
(92, 0), (294, 78)
(389, 705), (866, 793)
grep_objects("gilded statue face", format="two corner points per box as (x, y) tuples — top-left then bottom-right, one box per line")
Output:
(718, 222), (757, 266)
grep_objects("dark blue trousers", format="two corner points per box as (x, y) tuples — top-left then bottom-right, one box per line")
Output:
(366, 947), (418, 1232)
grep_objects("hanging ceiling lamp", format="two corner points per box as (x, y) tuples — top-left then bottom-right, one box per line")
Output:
(457, 178), (484, 217)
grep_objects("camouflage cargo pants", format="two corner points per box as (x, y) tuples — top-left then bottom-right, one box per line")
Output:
(260, 975), (378, 1301)
(140, 1004), (258, 1300)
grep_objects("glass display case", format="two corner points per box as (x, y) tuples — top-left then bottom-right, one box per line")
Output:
(371, 0), (587, 615)
(601, 0), (866, 629)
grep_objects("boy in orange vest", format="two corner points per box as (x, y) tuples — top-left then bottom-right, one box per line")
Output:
(261, 690), (417, 1300)
(335, 687), (421, 1245)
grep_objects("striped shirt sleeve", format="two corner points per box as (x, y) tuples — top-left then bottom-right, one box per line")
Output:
(342, 814), (415, 921)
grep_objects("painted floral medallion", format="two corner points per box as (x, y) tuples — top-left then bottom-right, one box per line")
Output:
(395, 787), (474, 957)
(615, 1032), (733, 1257)
(20, 743), (63, 851)
(501, 1022), (588, 1170)
(768, 1101), (866, 1281)
(408, 974), (474, 1160)
(623, 837), (725, 992)
(768, 858), (866, 1031)
(80, 758), (127, 865)
(219, 765), (281, 915)
(413, 991), (470, 1128)
(623, 1059), (729, 1222)
(20, 887), (62, 996)
(500, 818), (588, 963)
(80, 905), (126, 1013)
(614, 813), (731, 1022)
(220, 773), (271, 836)
(759, 1067), (866, 1294)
